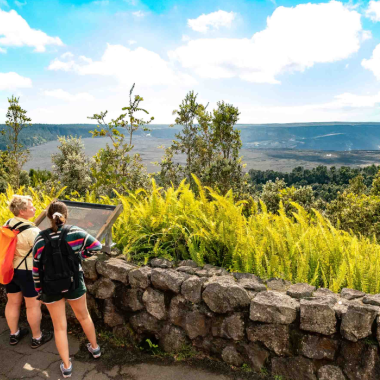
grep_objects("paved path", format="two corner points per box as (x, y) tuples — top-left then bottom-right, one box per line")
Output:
(0, 317), (247, 380)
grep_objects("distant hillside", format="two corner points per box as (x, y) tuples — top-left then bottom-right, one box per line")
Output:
(238, 122), (380, 150)
(2, 122), (380, 151)
(0, 124), (96, 150)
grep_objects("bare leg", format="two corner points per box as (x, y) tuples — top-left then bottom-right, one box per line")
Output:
(46, 299), (70, 369)
(68, 294), (97, 348)
(24, 296), (42, 339)
(5, 292), (23, 334)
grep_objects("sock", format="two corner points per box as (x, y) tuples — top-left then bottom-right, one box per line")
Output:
(91, 344), (99, 350)
(33, 334), (42, 341)
(12, 329), (20, 337)
(63, 362), (72, 370)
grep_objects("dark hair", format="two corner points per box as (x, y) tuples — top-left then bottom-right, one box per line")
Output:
(47, 201), (68, 233)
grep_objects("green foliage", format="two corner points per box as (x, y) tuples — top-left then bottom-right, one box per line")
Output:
(159, 92), (249, 198)
(51, 136), (93, 195)
(2, 177), (380, 293)
(88, 84), (151, 196)
(29, 169), (52, 187)
(2, 96), (32, 188)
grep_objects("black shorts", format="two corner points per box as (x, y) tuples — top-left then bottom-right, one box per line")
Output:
(5, 269), (38, 298)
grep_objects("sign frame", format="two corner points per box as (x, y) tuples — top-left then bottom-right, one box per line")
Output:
(34, 200), (123, 253)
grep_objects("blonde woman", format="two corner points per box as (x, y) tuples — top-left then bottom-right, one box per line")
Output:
(33, 201), (102, 378)
(4, 195), (53, 347)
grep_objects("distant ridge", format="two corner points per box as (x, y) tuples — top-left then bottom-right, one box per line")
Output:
(1, 122), (380, 151)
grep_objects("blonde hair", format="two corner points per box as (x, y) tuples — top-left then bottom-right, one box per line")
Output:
(8, 195), (33, 216)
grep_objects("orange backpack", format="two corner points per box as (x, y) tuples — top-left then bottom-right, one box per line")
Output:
(0, 221), (33, 285)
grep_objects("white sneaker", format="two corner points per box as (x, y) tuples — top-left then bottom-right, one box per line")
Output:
(87, 343), (101, 358)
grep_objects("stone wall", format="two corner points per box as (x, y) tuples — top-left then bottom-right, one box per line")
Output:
(2, 255), (380, 380)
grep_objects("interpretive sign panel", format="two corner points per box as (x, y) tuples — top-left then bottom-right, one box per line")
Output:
(34, 200), (123, 253)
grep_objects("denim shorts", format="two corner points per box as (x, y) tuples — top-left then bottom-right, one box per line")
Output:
(41, 272), (87, 304)
(5, 269), (38, 298)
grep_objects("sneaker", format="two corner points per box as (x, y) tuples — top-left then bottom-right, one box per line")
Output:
(31, 330), (54, 349)
(60, 359), (72, 378)
(87, 343), (101, 358)
(9, 328), (29, 345)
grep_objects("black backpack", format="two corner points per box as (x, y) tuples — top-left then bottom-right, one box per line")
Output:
(39, 225), (80, 295)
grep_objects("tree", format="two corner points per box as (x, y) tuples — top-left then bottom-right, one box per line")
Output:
(51, 136), (93, 195)
(2, 96), (32, 188)
(159, 92), (249, 197)
(88, 84), (152, 196)
(122, 83), (154, 145)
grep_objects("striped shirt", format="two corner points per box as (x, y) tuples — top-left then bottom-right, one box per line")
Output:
(32, 224), (102, 292)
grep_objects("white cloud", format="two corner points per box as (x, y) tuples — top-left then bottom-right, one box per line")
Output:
(14, 0), (26, 8)
(48, 58), (76, 71)
(44, 89), (94, 102)
(182, 35), (190, 42)
(132, 10), (144, 17)
(0, 72), (32, 90)
(128, 40), (137, 45)
(170, 1), (369, 84)
(0, 9), (63, 52)
(238, 92), (380, 123)
(48, 44), (196, 86)
(61, 51), (74, 59)
(0, 47), (6, 53)
(362, 44), (380, 79)
(188, 10), (236, 33)
(366, 0), (380, 21)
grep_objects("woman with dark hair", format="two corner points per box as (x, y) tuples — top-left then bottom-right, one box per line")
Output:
(32, 201), (102, 378)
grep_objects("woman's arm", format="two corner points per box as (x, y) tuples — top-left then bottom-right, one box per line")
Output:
(32, 234), (45, 292)
(67, 226), (102, 259)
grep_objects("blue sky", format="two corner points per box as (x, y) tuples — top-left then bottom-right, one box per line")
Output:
(1, 0), (380, 123)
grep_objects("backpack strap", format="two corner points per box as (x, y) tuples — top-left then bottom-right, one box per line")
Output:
(15, 248), (32, 271)
(8, 221), (24, 231)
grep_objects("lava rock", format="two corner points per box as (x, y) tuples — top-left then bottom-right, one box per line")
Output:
(103, 299), (124, 327)
(287, 283), (316, 299)
(81, 256), (98, 281)
(272, 356), (317, 380)
(129, 267), (151, 289)
(244, 343), (269, 372)
(341, 288), (366, 300)
(130, 311), (162, 335)
(151, 268), (187, 293)
(237, 278), (267, 292)
(181, 276), (202, 303)
(246, 323), (292, 356)
(317, 365), (345, 380)
(266, 278), (292, 292)
(150, 258), (174, 268)
(313, 288), (338, 300)
(212, 313), (245, 341)
(363, 294), (380, 307)
(121, 288), (145, 312)
(169, 294), (209, 339)
(250, 291), (299, 324)
(178, 260), (199, 268)
(93, 277), (116, 299)
(96, 258), (135, 284)
(221, 346), (244, 367)
(159, 325), (188, 353)
(340, 304), (378, 342)
(300, 334), (338, 360)
(300, 297), (337, 335)
(142, 287), (167, 320)
(202, 277), (250, 314)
